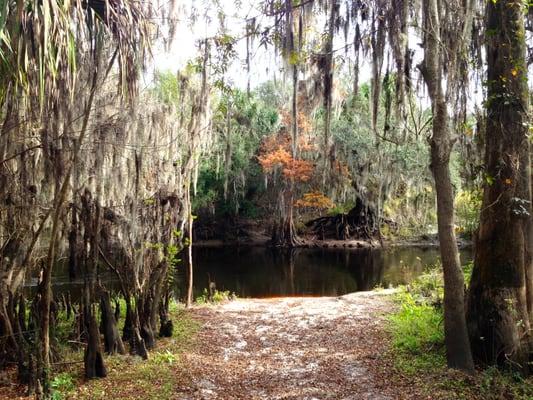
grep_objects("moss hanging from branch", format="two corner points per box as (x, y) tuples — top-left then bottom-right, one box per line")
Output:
(370, 2), (387, 134)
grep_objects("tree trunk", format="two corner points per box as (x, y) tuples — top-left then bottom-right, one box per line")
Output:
(466, 0), (532, 374)
(100, 291), (125, 355)
(128, 308), (148, 360)
(38, 59), (100, 395)
(84, 305), (107, 379)
(271, 189), (302, 247)
(322, 0), (336, 184)
(159, 302), (174, 338)
(159, 274), (173, 338)
(223, 103), (232, 200)
(430, 117), (475, 372)
(186, 205), (194, 308)
(420, 0), (474, 373)
(0, 290), (19, 365)
(122, 296), (133, 342)
(138, 296), (156, 350)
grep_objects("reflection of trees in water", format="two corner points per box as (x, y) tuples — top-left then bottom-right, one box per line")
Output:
(44, 247), (456, 299)
(381, 248), (435, 286)
(188, 247), (368, 297)
(345, 250), (385, 291)
(174, 247), (401, 297)
(379, 247), (473, 287)
(277, 249), (380, 296)
(278, 248), (296, 294)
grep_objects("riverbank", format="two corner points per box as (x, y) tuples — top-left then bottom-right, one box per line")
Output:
(195, 236), (471, 249)
(3, 285), (530, 400)
(193, 216), (472, 250)
(194, 238), (379, 249)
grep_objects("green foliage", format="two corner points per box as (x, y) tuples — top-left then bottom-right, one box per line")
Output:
(191, 86), (278, 217)
(392, 348), (446, 376)
(462, 261), (474, 286)
(50, 373), (75, 400)
(389, 292), (444, 354)
(151, 350), (178, 365)
(152, 70), (182, 105)
(402, 263), (474, 308)
(255, 81), (289, 109)
(455, 189), (482, 237)
(195, 289), (235, 304)
(331, 84), (436, 237)
(477, 367), (533, 400)
(52, 310), (75, 355)
(167, 243), (182, 269)
(327, 202), (355, 216)
(53, 308), (199, 400)
(388, 266), (533, 399)
(405, 266), (444, 307)
(239, 199), (260, 218)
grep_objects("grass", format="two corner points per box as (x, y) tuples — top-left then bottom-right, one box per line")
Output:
(50, 307), (199, 400)
(387, 266), (533, 400)
(389, 292), (444, 356)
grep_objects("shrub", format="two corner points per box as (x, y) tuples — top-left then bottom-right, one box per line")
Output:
(151, 350), (177, 365)
(389, 292), (444, 354)
(195, 289), (235, 304)
(50, 373), (75, 400)
(405, 266), (444, 308)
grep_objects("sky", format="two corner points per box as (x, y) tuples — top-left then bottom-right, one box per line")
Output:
(145, 0), (501, 112)
(145, 0), (374, 91)
(147, 0), (277, 89)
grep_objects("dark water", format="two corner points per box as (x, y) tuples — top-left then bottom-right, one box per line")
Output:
(177, 246), (473, 299)
(39, 246), (472, 300)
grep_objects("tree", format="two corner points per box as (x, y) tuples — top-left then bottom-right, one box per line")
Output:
(258, 127), (314, 246)
(467, 0), (532, 374)
(0, 1), (151, 393)
(419, 0), (475, 372)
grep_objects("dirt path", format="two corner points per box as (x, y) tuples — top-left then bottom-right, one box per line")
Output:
(176, 290), (397, 400)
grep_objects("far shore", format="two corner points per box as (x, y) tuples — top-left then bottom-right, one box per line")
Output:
(193, 236), (473, 249)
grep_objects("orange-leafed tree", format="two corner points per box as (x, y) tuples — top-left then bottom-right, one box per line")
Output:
(295, 191), (335, 210)
(258, 127), (315, 246)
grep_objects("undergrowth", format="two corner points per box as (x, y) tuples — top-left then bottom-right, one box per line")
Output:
(388, 264), (533, 400)
(195, 288), (235, 304)
(50, 306), (199, 400)
(50, 291), (234, 399)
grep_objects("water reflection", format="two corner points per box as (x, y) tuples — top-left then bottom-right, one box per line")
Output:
(33, 246), (472, 300)
(179, 246), (472, 298)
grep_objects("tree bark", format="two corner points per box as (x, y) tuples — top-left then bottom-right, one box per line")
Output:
(100, 291), (125, 355)
(122, 296), (133, 342)
(186, 189), (194, 308)
(138, 295), (156, 350)
(84, 305), (107, 379)
(128, 309), (148, 360)
(420, 0), (475, 373)
(466, 0), (532, 374)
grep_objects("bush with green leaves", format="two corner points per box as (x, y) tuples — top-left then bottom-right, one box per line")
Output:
(50, 373), (75, 400)
(151, 350), (178, 365)
(405, 267), (444, 308)
(389, 292), (444, 354)
(195, 289), (235, 304)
